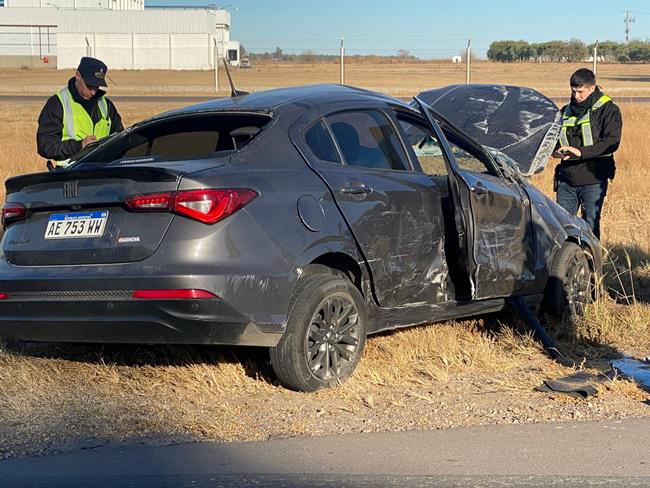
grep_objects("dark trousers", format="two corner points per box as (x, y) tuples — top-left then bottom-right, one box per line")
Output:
(555, 180), (608, 240)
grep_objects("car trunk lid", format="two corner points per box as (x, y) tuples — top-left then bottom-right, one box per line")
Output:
(2, 160), (223, 266)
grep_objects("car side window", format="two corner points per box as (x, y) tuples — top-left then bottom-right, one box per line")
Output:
(304, 120), (341, 164)
(397, 117), (447, 176)
(447, 142), (492, 175)
(326, 110), (410, 171)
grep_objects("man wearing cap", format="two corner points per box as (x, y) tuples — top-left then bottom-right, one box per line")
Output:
(37, 56), (123, 169)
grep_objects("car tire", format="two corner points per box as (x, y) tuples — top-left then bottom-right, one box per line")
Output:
(543, 242), (592, 332)
(270, 273), (367, 392)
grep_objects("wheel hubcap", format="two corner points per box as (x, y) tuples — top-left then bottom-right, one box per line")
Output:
(306, 295), (360, 381)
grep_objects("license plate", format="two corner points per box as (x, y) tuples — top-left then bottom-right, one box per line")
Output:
(44, 211), (108, 240)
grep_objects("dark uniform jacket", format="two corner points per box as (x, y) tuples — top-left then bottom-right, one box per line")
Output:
(556, 93), (622, 187)
(36, 77), (123, 161)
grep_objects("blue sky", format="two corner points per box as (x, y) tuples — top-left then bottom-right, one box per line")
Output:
(146, 0), (650, 58)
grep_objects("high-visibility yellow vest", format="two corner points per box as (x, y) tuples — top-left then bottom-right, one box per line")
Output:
(558, 94), (612, 157)
(53, 87), (112, 167)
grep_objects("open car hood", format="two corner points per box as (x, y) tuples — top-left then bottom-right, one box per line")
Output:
(416, 84), (561, 176)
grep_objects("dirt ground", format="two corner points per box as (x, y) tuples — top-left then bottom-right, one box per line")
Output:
(1, 321), (648, 460)
(0, 63), (649, 460)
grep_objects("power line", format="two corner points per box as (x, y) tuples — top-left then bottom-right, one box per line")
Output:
(623, 10), (636, 46)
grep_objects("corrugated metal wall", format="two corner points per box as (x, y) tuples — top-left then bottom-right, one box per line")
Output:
(0, 7), (57, 56)
(6, 0), (142, 9)
(58, 32), (220, 69)
(0, 7), (231, 69)
(0, 6), (58, 23)
(58, 9), (228, 34)
(56, 9), (230, 69)
(0, 26), (56, 56)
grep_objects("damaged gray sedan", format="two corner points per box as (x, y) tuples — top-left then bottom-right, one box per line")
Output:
(0, 84), (601, 391)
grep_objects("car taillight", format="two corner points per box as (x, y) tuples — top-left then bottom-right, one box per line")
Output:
(125, 193), (172, 210)
(2, 202), (27, 226)
(0, 293), (8, 300)
(125, 189), (257, 224)
(173, 189), (257, 224)
(132, 289), (217, 299)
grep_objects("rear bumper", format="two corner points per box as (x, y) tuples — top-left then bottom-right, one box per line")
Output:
(0, 295), (283, 347)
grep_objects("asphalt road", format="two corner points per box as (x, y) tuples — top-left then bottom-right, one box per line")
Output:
(1, 418), (649, 487)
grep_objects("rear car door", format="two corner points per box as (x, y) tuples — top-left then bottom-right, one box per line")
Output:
(416, 99), (536, 299)
(296, 109), (448, 308)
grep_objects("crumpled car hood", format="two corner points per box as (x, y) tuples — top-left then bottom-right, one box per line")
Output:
(416, 84), (561, 176)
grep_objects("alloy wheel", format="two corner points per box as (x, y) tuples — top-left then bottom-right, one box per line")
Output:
(565, 254), (590, 318)
(305, 295), (361, 381)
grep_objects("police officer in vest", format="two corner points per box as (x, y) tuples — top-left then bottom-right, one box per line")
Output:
(37, 56), (123, 169)
(553, 68), (622, 240)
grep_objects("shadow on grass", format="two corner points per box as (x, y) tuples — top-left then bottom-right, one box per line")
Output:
(603, 243), (650, 304)
(4, 241), (647, 387)
(368, 307), (626, 375)
(0, 340), (279, 385)
(485, 308), (625, 372)
(6, 295), (633, 383)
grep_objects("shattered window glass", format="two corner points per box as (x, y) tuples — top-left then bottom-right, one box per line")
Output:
(448, 143), (491, 174)
(78, 113), (271, 164)
(398, 119), (447, 176)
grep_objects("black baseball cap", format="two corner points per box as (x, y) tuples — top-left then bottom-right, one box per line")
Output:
(77, 57), (108, 88)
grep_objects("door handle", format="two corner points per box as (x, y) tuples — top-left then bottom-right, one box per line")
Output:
(339, 185), (373, 196)
(470, 182), (488, 196)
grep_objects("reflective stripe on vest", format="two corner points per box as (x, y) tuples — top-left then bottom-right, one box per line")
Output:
(54, 88), (111, 167)
(55, 87), (111, 141)
(559, 94), (612, 156)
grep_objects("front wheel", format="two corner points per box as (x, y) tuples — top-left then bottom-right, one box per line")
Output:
(543, 242), (593, 334)
(270, 273), (367, 392)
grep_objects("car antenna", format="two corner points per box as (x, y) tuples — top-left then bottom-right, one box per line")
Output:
(222, 58), (249, 97)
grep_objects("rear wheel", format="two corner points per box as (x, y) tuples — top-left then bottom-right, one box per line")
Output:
(543, 242), (592, 334)
(270, 273), (366, 392)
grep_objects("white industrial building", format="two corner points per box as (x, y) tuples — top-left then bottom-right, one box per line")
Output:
(0, 0), (241, 69)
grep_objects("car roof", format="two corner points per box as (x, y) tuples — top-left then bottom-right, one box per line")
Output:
(164, 84), (412, 116)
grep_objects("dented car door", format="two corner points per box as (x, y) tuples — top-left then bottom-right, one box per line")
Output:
(296, 109), (448, 308)
(416, 99), (536, 300)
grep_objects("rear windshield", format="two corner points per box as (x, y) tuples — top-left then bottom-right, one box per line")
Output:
(76, 112), (272, 164)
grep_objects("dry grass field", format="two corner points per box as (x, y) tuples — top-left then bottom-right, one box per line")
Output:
(0, 63), (648, 458)
(1, 60), (650, 97)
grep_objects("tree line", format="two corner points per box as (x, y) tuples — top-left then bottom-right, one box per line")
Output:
(487, 40), (650, 63)
(249, 47), (420, 64)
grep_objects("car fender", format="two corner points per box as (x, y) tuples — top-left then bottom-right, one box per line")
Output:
(526, 184), (602, 293)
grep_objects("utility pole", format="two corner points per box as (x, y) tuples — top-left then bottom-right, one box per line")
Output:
(593, 39), (599, 76)
(213, 37), (219, 93)
(623, 10), (635, 46)
(339, 37), (345, 85)
(466, 38), (471, 84)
